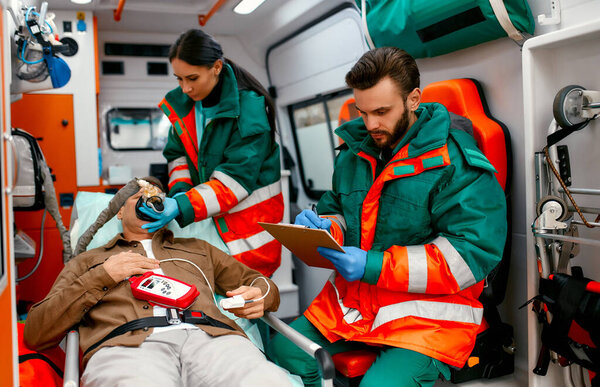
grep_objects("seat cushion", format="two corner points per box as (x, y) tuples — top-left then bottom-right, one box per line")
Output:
(332, 349), (377, 378)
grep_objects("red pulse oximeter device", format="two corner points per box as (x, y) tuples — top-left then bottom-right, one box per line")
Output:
(129, 272), (199, 310)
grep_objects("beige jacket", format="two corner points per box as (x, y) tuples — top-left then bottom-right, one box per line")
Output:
(24, 229), (279, 367)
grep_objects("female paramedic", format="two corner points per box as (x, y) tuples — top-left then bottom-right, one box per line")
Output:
(139, 29), (283, 277)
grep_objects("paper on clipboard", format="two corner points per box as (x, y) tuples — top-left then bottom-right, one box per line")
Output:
(258, 222), (344, 269)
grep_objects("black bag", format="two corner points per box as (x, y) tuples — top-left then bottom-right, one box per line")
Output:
(11, 128), (46, 211)
(538, 273), (600, 373)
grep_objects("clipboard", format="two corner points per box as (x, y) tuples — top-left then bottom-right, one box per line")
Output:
(258, 222), (344, 269)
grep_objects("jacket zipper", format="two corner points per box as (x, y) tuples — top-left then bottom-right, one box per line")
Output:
(201, 163), (207, 182)
(198, 120), (213, 182)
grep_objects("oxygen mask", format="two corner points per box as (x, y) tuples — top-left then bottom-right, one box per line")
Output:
(135, 179), (166, 221)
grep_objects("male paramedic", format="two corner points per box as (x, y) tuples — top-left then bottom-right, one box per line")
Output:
(269, 47), (507, 386)
(24, 177), (291, 387)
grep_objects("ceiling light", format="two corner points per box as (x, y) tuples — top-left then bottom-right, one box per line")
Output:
(233, 0), (266, 15)
(70, 0), (92, 4)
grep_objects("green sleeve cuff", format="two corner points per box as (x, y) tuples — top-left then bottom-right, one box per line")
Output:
(174, 195), (195, 227)
(362, 250), (384, 285)
(168, 182), (192, 196)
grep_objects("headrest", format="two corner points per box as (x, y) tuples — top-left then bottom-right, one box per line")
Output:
(421, 78), (510, 191)
(338, 97), (359, 127)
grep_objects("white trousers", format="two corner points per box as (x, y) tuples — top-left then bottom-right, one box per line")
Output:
(81, 329), (293, 387)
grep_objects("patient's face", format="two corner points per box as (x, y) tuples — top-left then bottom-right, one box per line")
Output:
(118, 189), (154, 236)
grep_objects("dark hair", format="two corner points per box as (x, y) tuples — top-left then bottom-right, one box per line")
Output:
(345, 47), (420, 99)
(169, 29), (276, 137)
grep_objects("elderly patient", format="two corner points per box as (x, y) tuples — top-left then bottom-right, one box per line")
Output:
(24, 177), (291, 387)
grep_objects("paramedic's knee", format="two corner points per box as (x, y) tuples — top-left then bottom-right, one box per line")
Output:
(360, 347), (450, 387)
(270, 333), (319, 386)
(268, 317), (323, 387)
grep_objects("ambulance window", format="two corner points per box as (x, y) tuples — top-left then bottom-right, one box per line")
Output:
(289, 90), (352, 198)
(106, 108), (170, 151)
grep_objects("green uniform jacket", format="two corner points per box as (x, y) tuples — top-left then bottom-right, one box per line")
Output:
(321, 103), (506, 281)
(160, 64), (283, 276)
(305, 102), (507, 367)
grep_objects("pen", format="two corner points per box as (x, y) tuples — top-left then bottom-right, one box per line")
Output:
(311, 203), (318, 215)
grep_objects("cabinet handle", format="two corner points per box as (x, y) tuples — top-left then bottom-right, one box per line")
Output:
(3, 132), (18, 195)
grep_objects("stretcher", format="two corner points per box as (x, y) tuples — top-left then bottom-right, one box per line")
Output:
(21, 188), (335, 387)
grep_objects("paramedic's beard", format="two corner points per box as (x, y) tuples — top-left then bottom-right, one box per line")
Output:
(370, 108), (410, 149)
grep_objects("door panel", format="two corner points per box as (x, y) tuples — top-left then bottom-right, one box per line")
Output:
(12, 94), (77, 227)
(11, 94), (76, 304)
(0, 6), (18, 386)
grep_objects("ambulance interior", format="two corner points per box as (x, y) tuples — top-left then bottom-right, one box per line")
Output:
(1, 0), (600, 386)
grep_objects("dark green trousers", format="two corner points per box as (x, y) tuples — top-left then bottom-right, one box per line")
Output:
(268, 316), (450, 387)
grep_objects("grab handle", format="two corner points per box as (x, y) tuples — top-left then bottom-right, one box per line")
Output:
(3, 132), (18, 195)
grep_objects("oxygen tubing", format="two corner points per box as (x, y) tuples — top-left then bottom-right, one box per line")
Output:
(73, 179), (140, 257)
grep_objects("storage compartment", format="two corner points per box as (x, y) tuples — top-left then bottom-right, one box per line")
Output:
(523, 19), (600, 385)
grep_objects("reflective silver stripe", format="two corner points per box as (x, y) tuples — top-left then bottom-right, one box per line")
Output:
(211, 170), (249, 202)
(431, 236), (477, 290)
(168, 169), (191, 185)
(328, 274), (363, 324)
(372, 300), (483, 331)
(168, 157), (190, 184)
(229, 180), (281, 214)
(168, 156), (188, 171)
(226, 230), (275, 255)
(193, 184), (221, 216)
(407, 245), (428, 293)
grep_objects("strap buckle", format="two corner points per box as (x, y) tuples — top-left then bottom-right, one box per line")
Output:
(167, 309), (181, 325)
(181, 310), (207, 324)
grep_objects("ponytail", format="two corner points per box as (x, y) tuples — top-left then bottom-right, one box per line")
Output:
(225, 58), (276, 138)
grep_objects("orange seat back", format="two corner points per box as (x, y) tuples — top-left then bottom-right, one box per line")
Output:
(421, 78), (510, 192)
(338, 97), (359, 127)
(337, 98), (360, 146)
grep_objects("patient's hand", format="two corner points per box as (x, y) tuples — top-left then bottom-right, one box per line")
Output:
(103, 250), (160, 283)
(225, 286), (265, 319)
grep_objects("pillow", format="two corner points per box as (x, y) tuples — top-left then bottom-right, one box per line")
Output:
(70, 192), (122, 251)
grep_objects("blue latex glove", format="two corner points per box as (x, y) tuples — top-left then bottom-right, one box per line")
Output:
(295, 209), (331, 232)
(317, 246), (367, 282)
(140, 197), (180, 232)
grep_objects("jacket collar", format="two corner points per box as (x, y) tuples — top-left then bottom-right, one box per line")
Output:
(103, 228), (175, 250)
(163, 63), (240, 120)
(335, 102), (450, 160)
